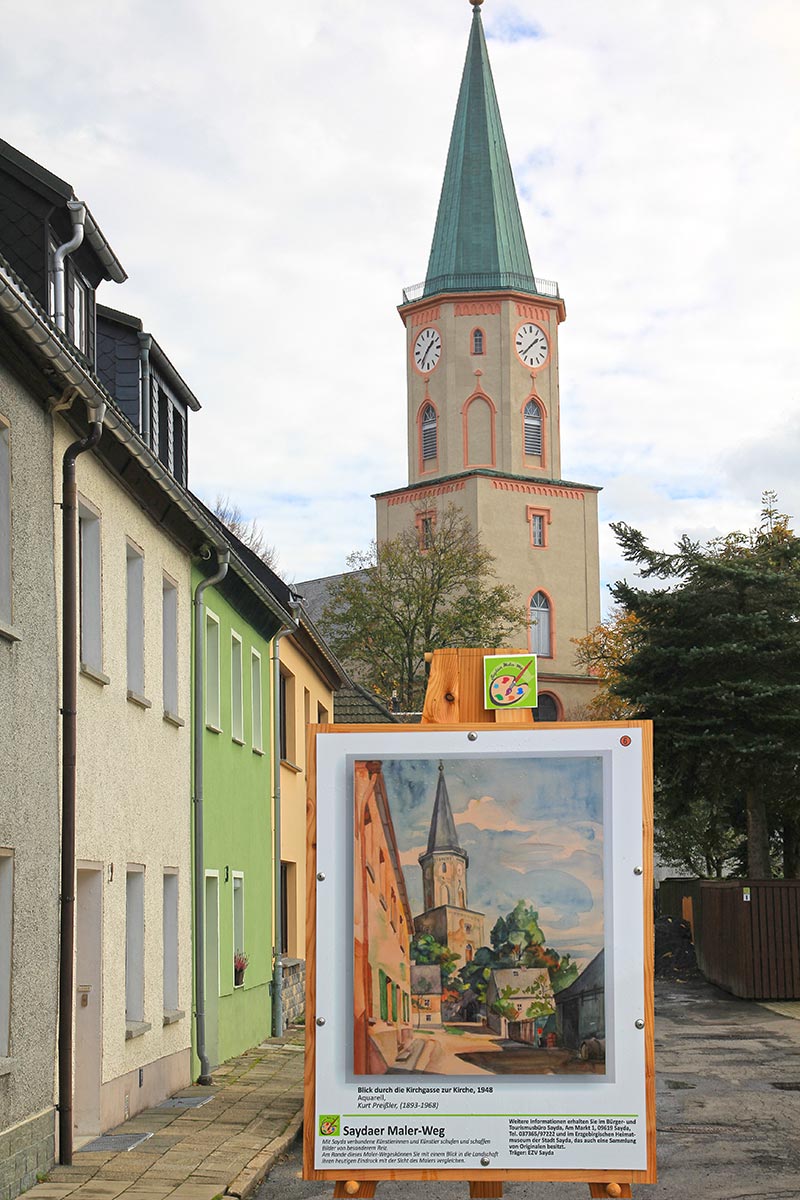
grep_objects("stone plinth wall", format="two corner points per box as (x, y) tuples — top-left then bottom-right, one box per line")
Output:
(283, 959), (306, 1027)
(0, 1108), (54, 1200)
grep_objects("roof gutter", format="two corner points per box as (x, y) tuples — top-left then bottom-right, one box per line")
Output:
(53, 200), (86, 333)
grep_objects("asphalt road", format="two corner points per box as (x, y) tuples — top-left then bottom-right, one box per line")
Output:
(258, 976), (800, 1200)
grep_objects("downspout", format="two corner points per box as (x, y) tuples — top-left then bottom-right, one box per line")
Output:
(137, 333), (152, 448)
(271, 597), (302, 1037)
(193, 547), (230, 1085)
(54, 200), (86, 333)
(58, 398), (106, 1165)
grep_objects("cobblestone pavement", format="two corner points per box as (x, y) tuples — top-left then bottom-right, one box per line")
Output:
(26, 1028), (304, 1200)
(261, 978), (800, 1200)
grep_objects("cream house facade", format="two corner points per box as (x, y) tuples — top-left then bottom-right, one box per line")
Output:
(277, 622), (342, 1024)
(53, 419), (194, 1133)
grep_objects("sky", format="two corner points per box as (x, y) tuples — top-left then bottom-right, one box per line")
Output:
(1, 1), (798, 601)
(381, 756), (604, 966)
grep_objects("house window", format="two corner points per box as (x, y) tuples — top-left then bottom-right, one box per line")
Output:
(158, 388), (171, 471)
(279, 667), (296, 762)
(527, 505), (550, 549)
(72, 277), (89, 354)
(0, 850), (13, 1056)
(524, 400), (543, 456)
(471, 328), (484, 355)
(0, 420), (11, 626)
(251, 650), (263, 752)
(126, 541), (145, 698)
(205, 611), (221, 729)
(162, 871), (179, 1013)
(529, 591), (552, 657)
(421, 404), (437, 462)
(232, 873), (244, 982)
(172, 409), (186, 486)
(162, 575), (179, 717)
(317, 701), (329, 724)
(79, 501), (102, 673)
(231, 633), (244, 743)
(125, 867), (145, 1024)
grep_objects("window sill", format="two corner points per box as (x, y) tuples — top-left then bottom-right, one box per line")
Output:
(206, 723), (222, 735)
(125, 1020), (151, 1041)
(81, 663), (110, 686)
(232, 736), (245, 747)
(233, 983), (245, 991)
(163, 710), (185, 728)
(0, 619), (21, 643)
(280, 758), (303, 774)
(163, 1009), (185, 1027)
(127, 690), (152, 710)
(0, 1057), (14, 1077)
(252, 746), (264, 757)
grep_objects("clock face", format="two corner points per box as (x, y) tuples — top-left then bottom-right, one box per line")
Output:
(413, 327), (442, 373)
(515, 323), (549, 369)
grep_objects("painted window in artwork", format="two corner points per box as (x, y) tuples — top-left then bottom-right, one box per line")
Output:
(472, 328), (484, 355)
(421, 404), (437, 461)
(524, 399), (543, 456)
(391, 983), (398, 1022)
(379, 969), (388, 1020)
(466, 943), (474, 962)
(529, 591), (552, 657)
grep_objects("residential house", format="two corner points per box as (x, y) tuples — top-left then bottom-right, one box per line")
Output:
(353, 761), (413, 1073)
(410, 964), (443, 1030)
(485, 967), (555, 1040)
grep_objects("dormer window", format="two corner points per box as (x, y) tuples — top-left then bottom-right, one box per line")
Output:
(72, 277), (89, 354)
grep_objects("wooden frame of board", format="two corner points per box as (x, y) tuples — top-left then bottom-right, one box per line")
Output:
(303, 720), (656, 1191)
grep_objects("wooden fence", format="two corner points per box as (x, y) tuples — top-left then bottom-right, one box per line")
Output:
(658, 878), (800, 1000)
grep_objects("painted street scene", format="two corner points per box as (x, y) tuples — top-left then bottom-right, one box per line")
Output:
(353, 756), (605, 1075)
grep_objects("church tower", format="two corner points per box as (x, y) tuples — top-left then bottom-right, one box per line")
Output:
(414, 763), (485, 970)
(374, 0), (601, 719)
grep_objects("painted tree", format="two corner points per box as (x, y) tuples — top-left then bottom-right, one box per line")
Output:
(610, 494), (800, 878)
(321, 507), (524, 711)
(410, 933), (460, 984)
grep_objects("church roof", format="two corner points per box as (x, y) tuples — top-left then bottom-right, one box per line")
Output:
(425, 764), (464, 856)
(423, 3), (534, 298)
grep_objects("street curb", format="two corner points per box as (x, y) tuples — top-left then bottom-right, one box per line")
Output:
(225, 1109), (304, 1200)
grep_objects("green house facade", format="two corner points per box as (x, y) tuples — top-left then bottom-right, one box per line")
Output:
(191, 563), (284, 1074)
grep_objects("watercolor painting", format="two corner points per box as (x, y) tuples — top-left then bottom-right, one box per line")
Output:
(352, 755), (605, 1076)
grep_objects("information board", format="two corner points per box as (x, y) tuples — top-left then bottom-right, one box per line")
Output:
(304, 723), (655, 1185)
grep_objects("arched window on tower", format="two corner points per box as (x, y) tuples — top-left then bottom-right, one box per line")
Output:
(421, 404), (437, 462)
(524, 399), (543, 456)
(465, 944), (474, 962)
(529, 591), (552, 657)
(471, 328), (484, 355)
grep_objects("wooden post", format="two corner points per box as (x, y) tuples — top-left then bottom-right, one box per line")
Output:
(423, 649), (634, 1200)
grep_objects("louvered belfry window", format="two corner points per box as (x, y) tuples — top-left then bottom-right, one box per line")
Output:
(529, 590), (552, 657)
(421, 404), (437, 461)
(524, 400), (542, 456)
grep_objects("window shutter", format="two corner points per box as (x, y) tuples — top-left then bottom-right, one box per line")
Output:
(421, 404), (437, 460)
(524, 400), (542, 456)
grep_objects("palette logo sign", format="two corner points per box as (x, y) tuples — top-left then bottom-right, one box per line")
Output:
(319, 1115), (341, 1137)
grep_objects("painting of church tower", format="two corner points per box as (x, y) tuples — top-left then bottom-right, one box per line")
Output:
(413, 763), (485, 970)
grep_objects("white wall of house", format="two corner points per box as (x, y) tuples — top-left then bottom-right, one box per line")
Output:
(53, 420), (193, 1132)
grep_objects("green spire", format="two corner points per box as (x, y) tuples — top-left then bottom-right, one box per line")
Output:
(424, 3), (534, 297)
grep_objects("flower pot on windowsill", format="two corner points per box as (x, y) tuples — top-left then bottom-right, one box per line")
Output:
(234, 967), (245, 987)
(233, 950), (248, 988)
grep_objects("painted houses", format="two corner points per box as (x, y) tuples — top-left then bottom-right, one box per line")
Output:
(353, 760), (414, 1073)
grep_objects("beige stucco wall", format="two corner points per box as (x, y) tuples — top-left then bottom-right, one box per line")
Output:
(277, 635), (334, 960)
(403, 294), (563, 484)
(53, 419), (193, 1127)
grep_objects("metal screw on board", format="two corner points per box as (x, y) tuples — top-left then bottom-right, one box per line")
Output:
(317, 872), (326, 881)
(480, 1158), (490, 1166)
(635, 1019), (645, 1030)
(467, 732), (478, 741)
(316, 1017), (326, 1026)
(633, 866), (643, 876)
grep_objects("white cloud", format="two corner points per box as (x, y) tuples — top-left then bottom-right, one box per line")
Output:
(1, 0), (797, 583)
